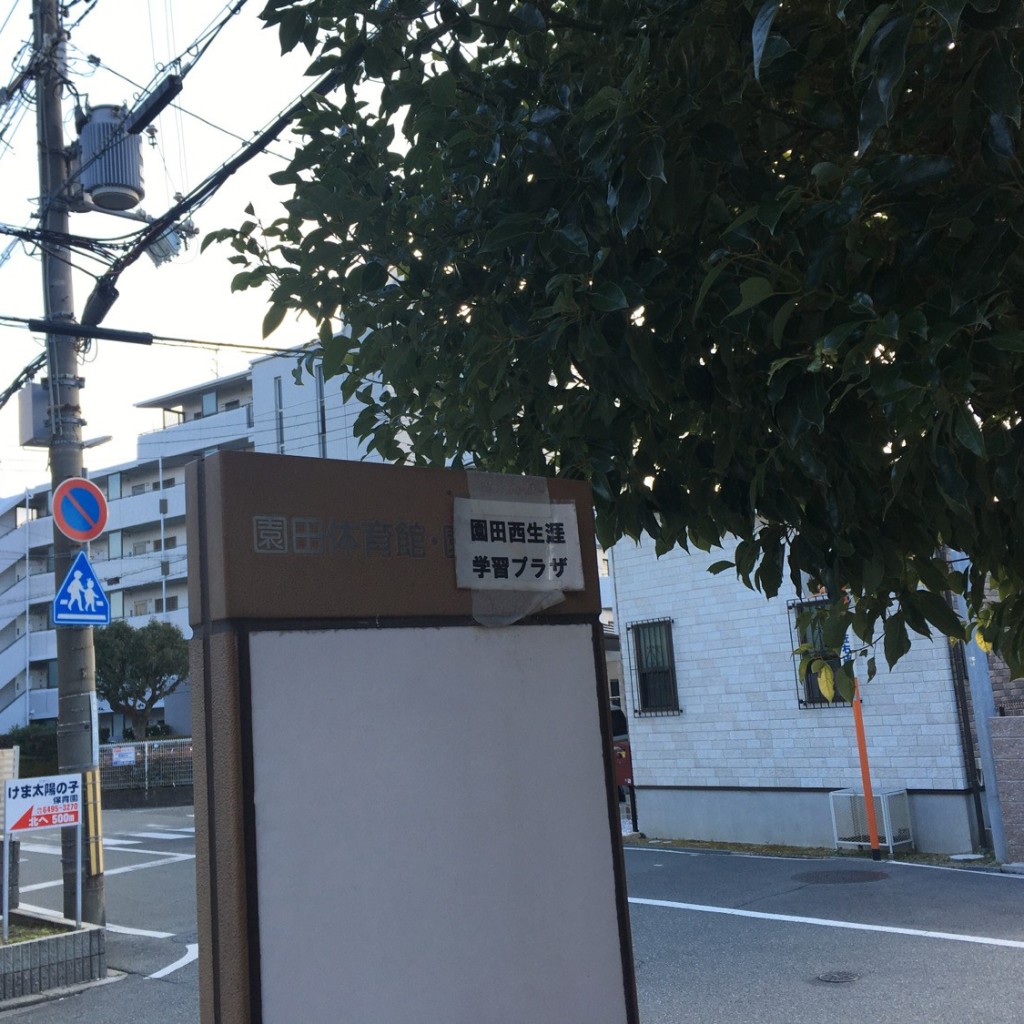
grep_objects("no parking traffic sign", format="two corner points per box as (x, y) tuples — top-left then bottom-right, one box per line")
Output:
(52, 476), (108, 542)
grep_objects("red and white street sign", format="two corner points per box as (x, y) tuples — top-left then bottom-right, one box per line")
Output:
(52, 477), (108, 543)
(3, 774), (81, 833)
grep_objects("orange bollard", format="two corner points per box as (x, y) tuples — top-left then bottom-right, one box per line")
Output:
(851, 675), (882, 860)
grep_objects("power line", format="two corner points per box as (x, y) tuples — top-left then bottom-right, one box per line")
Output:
(1, 18), (306, 266)
(80, 17), (382, 320)
(0, 415), (377, 516)
(62, 0), (99, 31)
(0, 220), (120, 261)
(0, 350), (44, 413)
(0, 0), (23, 38)
(149, 336), (316, 357)
(0, 395), (378, 518)
(0, 41), (35, 159)
(0, 6), (397, 501)
(0, 311), (328, 356)
(12, 2), (256, 249)
(6, 2), (361, 283)
(131, 402), (370, 451)
(64, 44), (296, 162)
(1, 362), (381, 482)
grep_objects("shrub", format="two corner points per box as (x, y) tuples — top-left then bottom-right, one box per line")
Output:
(2, 722), (59, 777)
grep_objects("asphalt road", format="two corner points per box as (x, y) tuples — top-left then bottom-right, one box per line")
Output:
(625, 843), (1024, 1024)
(1, 809), (1023, 1022)
(0, 805), (198, 1023)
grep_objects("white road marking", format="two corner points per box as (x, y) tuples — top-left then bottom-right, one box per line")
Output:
(887, 859), (1024, 878)
(104, 854), (194, 877)
(103, 847), (194, 858)
(624, 847), (699, 857)
(20, 852), (194, 892)
(624, 845), (1024, 876)
(628, 897), (1024, 949)
(16, 903), (174, 938)
(148, 942), (199, 979)
(17, 838), (185, 853)
(121, 831), (193, 841)
(20, 879), (63, 892)
(107, 922), (176, 938)
(15, 820), (196, 974)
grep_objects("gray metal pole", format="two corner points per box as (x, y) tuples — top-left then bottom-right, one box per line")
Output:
(33, 0), (104, 925)
(23, 491), (30, 728)
(2, 833), (8, 943)
(947, 550), (1007, 861)
(960, 629), (1008, 860)
(75, 818), (82, 929)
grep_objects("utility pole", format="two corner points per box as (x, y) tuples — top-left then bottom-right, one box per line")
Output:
(34, 0), (105, 925)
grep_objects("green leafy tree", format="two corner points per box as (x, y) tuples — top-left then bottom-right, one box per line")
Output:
(2, 722), (59, 777)
(212, 0), (1024, 689)
(93, 620), (189, 740)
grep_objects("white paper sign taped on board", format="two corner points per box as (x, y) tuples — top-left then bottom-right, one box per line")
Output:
(453, 497), (585, 592)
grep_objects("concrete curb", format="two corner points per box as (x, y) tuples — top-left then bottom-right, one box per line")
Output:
(0, 970), (124, 1015)
(0, 914), (106, 1002)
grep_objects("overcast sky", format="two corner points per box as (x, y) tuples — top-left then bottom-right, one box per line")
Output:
(0, 0), (319, 496)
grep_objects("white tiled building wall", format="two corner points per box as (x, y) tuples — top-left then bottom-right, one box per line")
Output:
(610, 536), (976, 852)
(612, 536), (966, 791)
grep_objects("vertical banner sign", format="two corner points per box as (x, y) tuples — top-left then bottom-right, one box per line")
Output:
(453, 498), (585, 591)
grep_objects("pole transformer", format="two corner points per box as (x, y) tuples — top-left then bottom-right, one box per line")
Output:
(33, 0), (105, 925)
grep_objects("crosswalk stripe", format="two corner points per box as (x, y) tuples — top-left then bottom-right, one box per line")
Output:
(121, 831), (192, 841)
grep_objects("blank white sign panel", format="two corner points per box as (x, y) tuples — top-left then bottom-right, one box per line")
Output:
(247, 624), (629, 1024)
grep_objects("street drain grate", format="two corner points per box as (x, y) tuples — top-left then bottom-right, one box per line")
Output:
(817, 971), (859, 984)
(792, 869), (889, 884)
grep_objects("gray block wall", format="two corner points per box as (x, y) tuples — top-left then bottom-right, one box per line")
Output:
(991, 716), (1024, 863)
(0, 921), (105, 1001)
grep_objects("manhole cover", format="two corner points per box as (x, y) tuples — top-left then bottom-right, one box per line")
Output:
(817, 971), (859, 984)
(792, 870), (889, 884)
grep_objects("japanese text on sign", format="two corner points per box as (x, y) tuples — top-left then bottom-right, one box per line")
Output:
(3, 773), (81, 833)
(252, 516), (454, 560)
(453, 498), (584, 592)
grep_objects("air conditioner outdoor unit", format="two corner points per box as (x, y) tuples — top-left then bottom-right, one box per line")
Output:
(829, 787), (914, 856)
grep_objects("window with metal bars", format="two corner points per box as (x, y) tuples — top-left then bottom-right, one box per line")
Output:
(788, 598), (848, 708)
(627, 618), (680, 716)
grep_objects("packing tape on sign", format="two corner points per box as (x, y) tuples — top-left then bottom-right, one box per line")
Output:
(465, 471), (567, 627)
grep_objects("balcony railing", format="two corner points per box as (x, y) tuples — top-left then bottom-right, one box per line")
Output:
(137, 403), (253, 460)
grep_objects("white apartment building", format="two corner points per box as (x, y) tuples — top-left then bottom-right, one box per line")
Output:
(0, 349), (374, 737)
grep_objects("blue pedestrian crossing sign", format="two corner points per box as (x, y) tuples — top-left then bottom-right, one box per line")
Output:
(52, 551), (110, 626)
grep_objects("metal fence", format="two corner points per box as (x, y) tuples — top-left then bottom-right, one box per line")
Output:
(98, 738), (193, 792)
